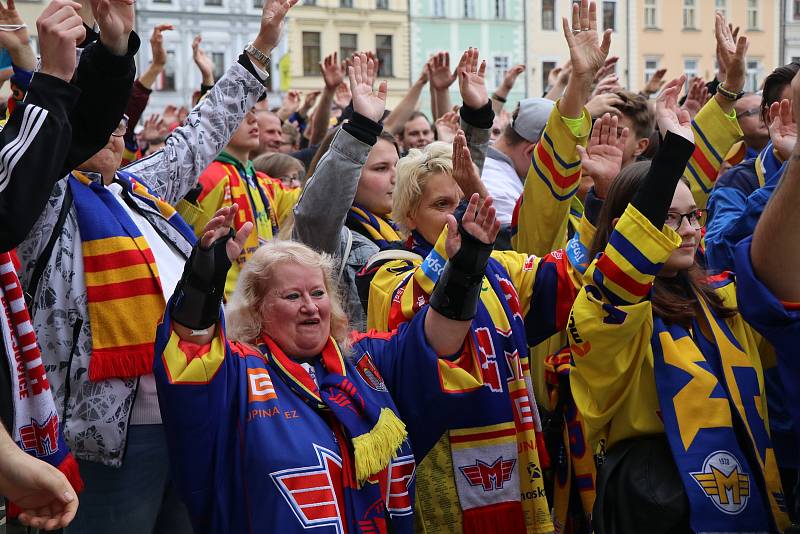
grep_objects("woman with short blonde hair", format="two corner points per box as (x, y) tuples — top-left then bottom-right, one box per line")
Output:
(391, 141), (454, 234)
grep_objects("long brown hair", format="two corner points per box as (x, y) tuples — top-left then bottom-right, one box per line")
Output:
(589, 161), (737, 327)
(306, 127), (399, 180)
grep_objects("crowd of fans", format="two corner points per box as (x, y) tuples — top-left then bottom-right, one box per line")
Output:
(0, 0), (799, 533)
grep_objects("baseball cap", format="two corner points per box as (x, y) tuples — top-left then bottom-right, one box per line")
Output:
(512, 98), (555, 143)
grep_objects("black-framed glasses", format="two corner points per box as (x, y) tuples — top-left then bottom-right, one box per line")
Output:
(665, 209), (707, 231)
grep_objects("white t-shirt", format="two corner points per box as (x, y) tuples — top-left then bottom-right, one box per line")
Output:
(481, 155), (523, 226)
(107, 181), (185, 425)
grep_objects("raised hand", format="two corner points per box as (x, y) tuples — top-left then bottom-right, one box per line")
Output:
(576, 113), (628, 198)
(192, 34), (215, 84)
(585, 92), (623, 117)
(768, 99), (797, 160)
(334, 82), (351, 109)
(348, 52), (387, 123)
(715, 11), (748, 93)
(320, 51), (345, 91)
(499, 63), (525, 93)
(281, 90), (302, 114)
(427, 51), (457, 91)
(200, 205), (254, 263)
(642, 67), (667, 96)
(451, 130), (488, 199)
(457, 48), (488, 109)
(253, 0), (298, 56)
(90, 0), (135, 56)
(444, 193), (500, 258)
(150, 24), (172, 68)
(591, 73), (622, 98)
(36, 0), (85, 81)
(593, 56), (619, 85)
(434, 110), (460, 143)
(681, 76), (709, 118)
(0, 0), (30, 53)
(562, 0), (612, 82)
(141, 113), (168, 142)
(656, 75), (694, 143)
(300, 90), (321, 115)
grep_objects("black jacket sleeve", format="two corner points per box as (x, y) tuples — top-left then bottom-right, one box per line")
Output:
(0, 73), (81, 251)
(630, 131), (696, 228)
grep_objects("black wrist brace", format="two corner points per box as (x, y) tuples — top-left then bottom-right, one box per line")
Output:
(429, 226), (493, 321)
(171, 230), (234, 331)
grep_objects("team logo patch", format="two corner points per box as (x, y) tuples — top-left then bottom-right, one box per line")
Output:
(355, 352), (388, 392)
(691, 451), (750, 515)
(247, 367), (277, 403)
(271, 444), (345, 533)
(19, 414), (59, 456)
(459, 457), (516, 491)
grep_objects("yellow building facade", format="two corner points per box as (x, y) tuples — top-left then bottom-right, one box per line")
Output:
(634, 0), (780, 92)
(284, 0), (410, 107)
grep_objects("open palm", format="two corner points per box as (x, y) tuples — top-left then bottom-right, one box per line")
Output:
(769, 100), (797, 160)
(348, 53), (387, 123)
(562, 0), (611, 80)
(445, 194), (500, 258)
(577, 113), (628, 197)
(656, 75), (694, 143)
(457, 48), (488, 109)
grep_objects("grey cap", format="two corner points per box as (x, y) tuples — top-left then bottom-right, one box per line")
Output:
(512, 97), (555, 143)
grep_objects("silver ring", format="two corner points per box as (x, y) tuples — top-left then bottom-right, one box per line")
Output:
(582, 27), (591, 31)
(572, 29), (582, 34)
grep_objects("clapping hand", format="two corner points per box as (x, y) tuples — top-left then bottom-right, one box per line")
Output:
(457, 48), (488, 109)
(576, 113), (628, 198)
(656, 75), (694, 143)
(348, 52), (387, 123)
(445, 193), (500, 259)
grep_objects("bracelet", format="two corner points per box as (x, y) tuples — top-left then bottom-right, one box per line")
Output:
(716, 83), (744, 101)
(245, 42), (270, 66)
(491, 92), (507, 103)
(0, 23), (26, 32)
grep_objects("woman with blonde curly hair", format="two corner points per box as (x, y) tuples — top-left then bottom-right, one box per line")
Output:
(153, 195), (505, 533)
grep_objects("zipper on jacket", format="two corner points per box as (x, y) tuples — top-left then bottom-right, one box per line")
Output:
(60, 317), (82, 432)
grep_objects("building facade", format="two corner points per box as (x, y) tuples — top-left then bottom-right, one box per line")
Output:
(634, 0), (780, 94)
(525, 0), (632, 98)
(782, 0), (800, 63)
(283, 0), (410, 107)
(409, 0), (526, 111)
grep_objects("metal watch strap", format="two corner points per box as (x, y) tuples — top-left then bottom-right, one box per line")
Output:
(245, 42), (270, 66)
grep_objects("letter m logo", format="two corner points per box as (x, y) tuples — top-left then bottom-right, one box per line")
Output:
(459, 457), (516, 491)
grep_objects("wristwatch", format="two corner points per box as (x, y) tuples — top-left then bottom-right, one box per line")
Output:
(245, 42), (270, 67)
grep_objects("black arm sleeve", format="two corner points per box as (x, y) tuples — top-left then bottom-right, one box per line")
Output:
(64, 32), (140, 173)
(459, 100), (494, 129)
(630, 131), (696, 228)
(0, 73), (81, 251)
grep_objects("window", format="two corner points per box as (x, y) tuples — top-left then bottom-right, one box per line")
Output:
(746, 59), (762, 91)
(603, 1), (616, 31)
(340, 0), (352, 7)
(683, 58), (698, 90)
(211, 52), (225, 82)
(204, 0), (222, 6)
(464, 0), (475, 18)
(542, 60), (556, 91)
(252, 0), (262, 6)
(542, 0), (555, 31)
(377, 0), (388, 8)
(303, 0), (316, 4)
(376, 34), (393, 77)
(795, 0), (800, 20)
(433, 0), (445, 17)
(302, 32), (321, 76)
(683, 0), (696, 29)
(644, 0), (657, 28)
(495, 0), (506, 19)
(493, 56), (509, 90)
(747, 0), (759, 29)
(340, 33), (357, 61)
(161, 50), (176, 91)
(714, 0), (727, 18)
(644, 57), (659, 82)
(153, 0), (171, 5)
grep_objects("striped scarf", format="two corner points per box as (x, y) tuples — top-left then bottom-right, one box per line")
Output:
(1, 251), (82, 518)
(652, 294), (789, 532)
(386, 231), (552, 534)
(346, 203), (403, 250)
(69, 171), (194, 381)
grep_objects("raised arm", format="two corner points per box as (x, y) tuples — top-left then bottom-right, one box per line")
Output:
(428, 51), (456, 121)
(308, 52), (345, 146)
(192, 34), (216, 93)
(751, 72), (800, 302)
(424, 194), (500, 355)
(292, 53), (387, 255)
(383, 67), (428, 136)
(0, 0), (35, 73)
(490, 63), (524, 115)
(456, 48), (493, 173)
(122, 0), (297, 205)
